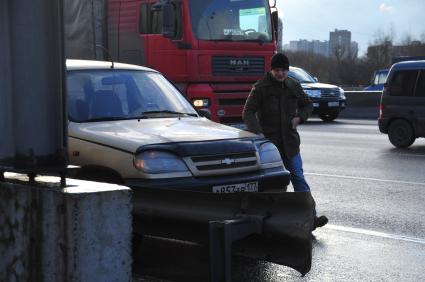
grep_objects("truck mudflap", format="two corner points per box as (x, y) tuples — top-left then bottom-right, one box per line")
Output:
(132, 188), (315, 277)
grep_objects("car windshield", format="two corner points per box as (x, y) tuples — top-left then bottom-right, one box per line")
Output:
(67, 70), (197, 122)
(189, 0), (272, 42)
(288, 68), (316, 83)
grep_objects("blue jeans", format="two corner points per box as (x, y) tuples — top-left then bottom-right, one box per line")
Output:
(282, 153), (311, 192)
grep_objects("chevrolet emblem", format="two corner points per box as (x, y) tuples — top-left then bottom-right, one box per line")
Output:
(221, 158), (235, 165)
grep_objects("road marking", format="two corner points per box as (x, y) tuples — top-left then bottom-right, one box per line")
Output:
(305, 172), (425, 186)
(325, 224), (425, 245)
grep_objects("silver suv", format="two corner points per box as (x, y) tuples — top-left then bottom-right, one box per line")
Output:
(66, 60), (290, 193)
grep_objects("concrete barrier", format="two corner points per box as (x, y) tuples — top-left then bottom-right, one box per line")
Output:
(340, 91), (382, 119)
(0, 174), (132, 282)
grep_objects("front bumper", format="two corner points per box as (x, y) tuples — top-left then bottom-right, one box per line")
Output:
(310, 98), (346, 114)
(125, 166), (290, 193)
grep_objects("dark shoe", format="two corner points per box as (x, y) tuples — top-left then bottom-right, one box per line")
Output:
(313, 215), (328, 230)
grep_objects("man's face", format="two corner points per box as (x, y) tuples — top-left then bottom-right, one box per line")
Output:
(271, 68), (289, 82)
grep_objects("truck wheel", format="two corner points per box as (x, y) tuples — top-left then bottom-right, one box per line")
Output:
(319, 112), (339, 122)
(388, 120), (415, 148)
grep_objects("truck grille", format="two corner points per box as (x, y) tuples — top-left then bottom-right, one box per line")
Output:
(210, 83), (253, 125)
(320, 88), (340, 98)
(185, 152), (259, 176)
(212, 56), (264, 76)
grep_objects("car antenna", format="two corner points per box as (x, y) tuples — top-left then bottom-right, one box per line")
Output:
(95, 44), (115, 69)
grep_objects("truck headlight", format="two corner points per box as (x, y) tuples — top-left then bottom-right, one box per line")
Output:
(259, 142), (282, 164)
(134, 151), (189, 174)
(193, 99), (210, 108)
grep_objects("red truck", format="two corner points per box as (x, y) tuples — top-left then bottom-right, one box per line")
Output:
(65, 0), (279, 125)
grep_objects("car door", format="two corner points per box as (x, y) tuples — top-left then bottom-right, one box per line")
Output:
(414, 70), (425, 136)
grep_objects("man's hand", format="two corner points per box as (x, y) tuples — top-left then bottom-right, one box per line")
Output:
(291, 117), (302, 129)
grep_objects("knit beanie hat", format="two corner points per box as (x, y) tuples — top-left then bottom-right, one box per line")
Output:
(270, 53), (289, 70)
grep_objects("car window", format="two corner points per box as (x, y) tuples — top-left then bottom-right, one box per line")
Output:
(288, 68), (316, 83)
(415, 70), (425, 97)
(389, 70), (418, 97)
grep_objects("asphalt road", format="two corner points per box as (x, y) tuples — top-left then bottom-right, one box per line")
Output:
(247, 118), (425, 281)
(136, 118), (425, 282)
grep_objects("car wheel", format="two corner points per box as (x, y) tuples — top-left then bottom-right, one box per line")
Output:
(388, 120), (415, 148)
(319, 112), (339, 122)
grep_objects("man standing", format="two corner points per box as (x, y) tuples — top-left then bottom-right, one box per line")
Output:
(242, 53), (328, 229)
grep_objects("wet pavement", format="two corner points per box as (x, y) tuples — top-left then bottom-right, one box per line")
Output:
(135, 119), (425, 281)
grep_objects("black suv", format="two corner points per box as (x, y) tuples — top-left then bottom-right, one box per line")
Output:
(289, 67), (346, 121)
(378, 60), (425, 148)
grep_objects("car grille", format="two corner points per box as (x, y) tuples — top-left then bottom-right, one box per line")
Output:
(320, 88), (340, 98)
(185, 152), (259, 177)
(212, 56), (264, 76)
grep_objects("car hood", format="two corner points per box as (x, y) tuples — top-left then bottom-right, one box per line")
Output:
(301, 82), (338, 89)
(69, 117), (257, 153)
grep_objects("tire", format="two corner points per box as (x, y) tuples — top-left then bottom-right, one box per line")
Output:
(319, 111), (339, 122)
(388, 119), (415, 148)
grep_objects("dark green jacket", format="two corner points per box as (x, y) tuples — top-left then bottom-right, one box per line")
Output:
(242, 72), (313, 159)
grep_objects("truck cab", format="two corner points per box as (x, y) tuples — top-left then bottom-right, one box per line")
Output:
(105, 0), (278, 124)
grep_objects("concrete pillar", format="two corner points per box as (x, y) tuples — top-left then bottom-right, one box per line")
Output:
(0, 174), (132, 282)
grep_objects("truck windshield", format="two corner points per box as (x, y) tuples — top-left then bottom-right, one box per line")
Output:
(67, 70), (197, 122)
(189, 0), (272, 42)
(373, 70), (389, 85)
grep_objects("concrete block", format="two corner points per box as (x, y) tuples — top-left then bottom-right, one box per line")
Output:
(0, 174), (132, 282)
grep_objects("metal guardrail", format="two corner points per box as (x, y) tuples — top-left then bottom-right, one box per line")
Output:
(132, 188), (316, 280)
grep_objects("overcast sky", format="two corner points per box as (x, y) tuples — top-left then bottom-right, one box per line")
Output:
(276, 0), (425, 55)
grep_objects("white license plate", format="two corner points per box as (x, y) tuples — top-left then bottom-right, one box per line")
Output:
(313, 103), (319, 108)
(212, 182), (258, 193)
(328, 102), (340, 107)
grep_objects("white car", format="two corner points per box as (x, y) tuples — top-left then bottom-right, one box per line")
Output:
(67, 60), (289, 193)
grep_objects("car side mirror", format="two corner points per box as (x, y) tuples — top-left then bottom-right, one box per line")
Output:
(314, 77), (319, 82)
(197, 109), (211, 120)
(271, 11), (278, 42)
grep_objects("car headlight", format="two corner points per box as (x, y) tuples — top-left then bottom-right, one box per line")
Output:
(134, 151), (189, 174)
(258, 142), (282, 164)
(304, 89), (321, 98)
(339, 87), (346, 99)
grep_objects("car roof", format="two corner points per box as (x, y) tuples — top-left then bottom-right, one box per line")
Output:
(66, 59), (158, 72)
(289, 66), (301, 71)
(391, 60), (425, 71)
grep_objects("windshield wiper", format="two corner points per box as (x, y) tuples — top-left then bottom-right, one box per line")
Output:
(82, 116), (148, 122)
(142, 110), (197, 117)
